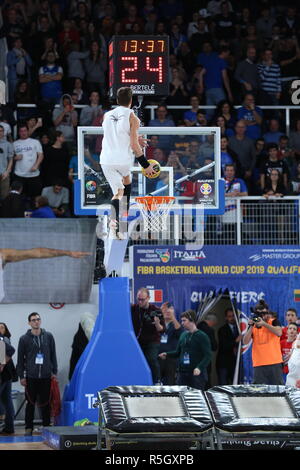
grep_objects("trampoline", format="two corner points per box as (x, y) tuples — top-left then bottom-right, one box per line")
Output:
(205, 385), (300, 450)
(94, 385), (215, 450)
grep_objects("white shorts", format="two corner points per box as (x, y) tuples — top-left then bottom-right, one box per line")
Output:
(101, 164), (131, 196)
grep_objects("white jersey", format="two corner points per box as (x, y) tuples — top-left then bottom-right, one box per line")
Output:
(100, 106), (137, 166)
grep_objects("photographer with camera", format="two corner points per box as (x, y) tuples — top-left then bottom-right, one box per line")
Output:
(131, 288), (165, 385)
(243, 300), (284, 385)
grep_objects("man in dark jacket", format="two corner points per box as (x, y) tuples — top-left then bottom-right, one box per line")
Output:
(0, 337), (15, 435)
(17, 312), (57, 435)
(216, 308), (242, 385)
(198, 313), (218, 388)
(131, 288), (165, 384)
(159, 302), (183, 385)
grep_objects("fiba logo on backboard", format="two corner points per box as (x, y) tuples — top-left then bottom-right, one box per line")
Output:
(85, 181), (97, 192)
(291, 80), (300, 105)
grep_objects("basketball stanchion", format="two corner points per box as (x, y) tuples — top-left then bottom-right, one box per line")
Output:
(135, 196), (175, 232)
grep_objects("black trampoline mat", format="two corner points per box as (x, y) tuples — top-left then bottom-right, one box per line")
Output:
(124, 396), (186, 418)
(232, 396), (296, 419)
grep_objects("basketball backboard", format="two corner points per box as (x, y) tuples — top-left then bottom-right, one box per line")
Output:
(74, 126), (224, 216)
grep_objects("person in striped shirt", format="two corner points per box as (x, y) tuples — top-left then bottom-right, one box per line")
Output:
(257, 49), (282, 106)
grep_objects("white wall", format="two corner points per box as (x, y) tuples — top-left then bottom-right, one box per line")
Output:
(0, 285), (99, 393)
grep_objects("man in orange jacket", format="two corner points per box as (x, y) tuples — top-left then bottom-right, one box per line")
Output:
(243, 300), (284, 385)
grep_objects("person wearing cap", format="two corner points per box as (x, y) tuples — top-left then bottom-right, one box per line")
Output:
(243, 299), (284, 385)
(159, 309), (212, 391)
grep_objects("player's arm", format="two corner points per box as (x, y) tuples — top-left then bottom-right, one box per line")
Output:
(129, 113), (155, 176)
(0, 248), (91, 265)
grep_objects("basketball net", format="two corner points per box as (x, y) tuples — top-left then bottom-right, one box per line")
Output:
(135, 196), (175, 232)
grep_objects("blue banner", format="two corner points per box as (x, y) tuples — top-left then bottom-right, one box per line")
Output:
(132, 245), (300, 383)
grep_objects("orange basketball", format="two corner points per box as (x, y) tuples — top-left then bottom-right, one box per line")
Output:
(141, 159), (161, 179)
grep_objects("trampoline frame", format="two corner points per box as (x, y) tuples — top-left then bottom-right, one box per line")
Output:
(94, 388), (215, 451)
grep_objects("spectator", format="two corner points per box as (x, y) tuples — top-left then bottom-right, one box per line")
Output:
(259, 143), (289, 190)
(40, 37), (59, 66)
(169, 22), (187, 55)
(199, 45), (233, 120)
(221, 164), (248, 242)
(278, 36), (300, 103)
(289, 119), (300, 160)
(281, 322), (299, 383)
(72, 77), (89, 105)
(234, 46), (260, 99)
(159, 309), (212, 391)
(7, 38), (32, 102)
(255, 7), (276, 42)
(165, 150), (187, 179)
(13, 124), (43, 200)
(189, 17), (213, 54)
(182, 140), (201, 169)
(52, 94), (78, 147)
(148, 105), (175, 151)
(291, 163), (300, 194)
(79, 91), (103, 126)
(183, 96), (200, 127)
(198, 313), (218, 388)
(0, 126), (14, 200)
(38, 50), (63, 104)
(215, 115), (234, 137)
(213, 0), (237, 41)
(131, 288), (165, 385)
(26, 116), (43, 139)
(31, 195), (56, 218)
(14, 80), (34, 107)
(145, 135), (159, 160)
(281, 309), (300, 341)
(220, 135), (241, 176)
(198, 135), (215, 163)
(158, 302), (183, 385)
(214, 99), (237, 129)
(0, 180), (25, 218)
(120, 4), (144, 34)
(67, 42), (89, 87)
(237, 93), (263, 141)
(57, 19), (80, 56)
(263, 119), (284, 144)
(243, 299), (284, 385)
(40, 131), (70, 187)
(228, 120), (256, 180)
(262, 168), (286, 198)
(257, 48), (282, 106)
(4, 7), (27, 49)
(276, 6), (300, 37)
(177, 42), (195, 77)
(0, 334), (16, 435)
(152, 147), (167, 165)
(239, 24), (264, 58)
(166, 67), (188, 120)
(41, 182), (70, 217)
(216, 308), (242, 385)
(84, 40), (107, 96)
(17, 312), (58, 436)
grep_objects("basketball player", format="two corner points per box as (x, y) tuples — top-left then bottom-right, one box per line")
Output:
(100, 87), (156, 239)
(0, 248), (90, 302)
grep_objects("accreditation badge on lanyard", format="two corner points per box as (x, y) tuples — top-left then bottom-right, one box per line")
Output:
(160, 333), (168, 344)
(183, 352), (190, 364)
(35, 353), (44, 364)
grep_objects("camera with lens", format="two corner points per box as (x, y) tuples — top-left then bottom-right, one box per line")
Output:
(144, 310), (162, 323)
(250, 302), (269, 327)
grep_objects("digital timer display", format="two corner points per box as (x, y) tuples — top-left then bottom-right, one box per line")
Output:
(109, 35), (169, 97)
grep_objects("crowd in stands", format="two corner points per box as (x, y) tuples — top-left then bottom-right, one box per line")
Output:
(1, 0), (300, 216)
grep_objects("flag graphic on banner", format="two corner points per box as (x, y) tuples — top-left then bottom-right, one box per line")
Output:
(149, 289), (163, 303)
(294, 290), (300, 302)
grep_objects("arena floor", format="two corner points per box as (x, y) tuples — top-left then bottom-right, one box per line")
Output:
(0, 425), (52, 450)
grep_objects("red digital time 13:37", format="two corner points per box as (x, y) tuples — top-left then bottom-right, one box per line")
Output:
(109, 36), (169, 96)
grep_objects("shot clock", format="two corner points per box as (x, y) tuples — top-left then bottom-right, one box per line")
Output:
(109, 35), (169, 97)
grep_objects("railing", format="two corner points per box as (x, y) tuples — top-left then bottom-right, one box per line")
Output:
(14, 104), (300, 139)
(126, 196), (300, 248)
